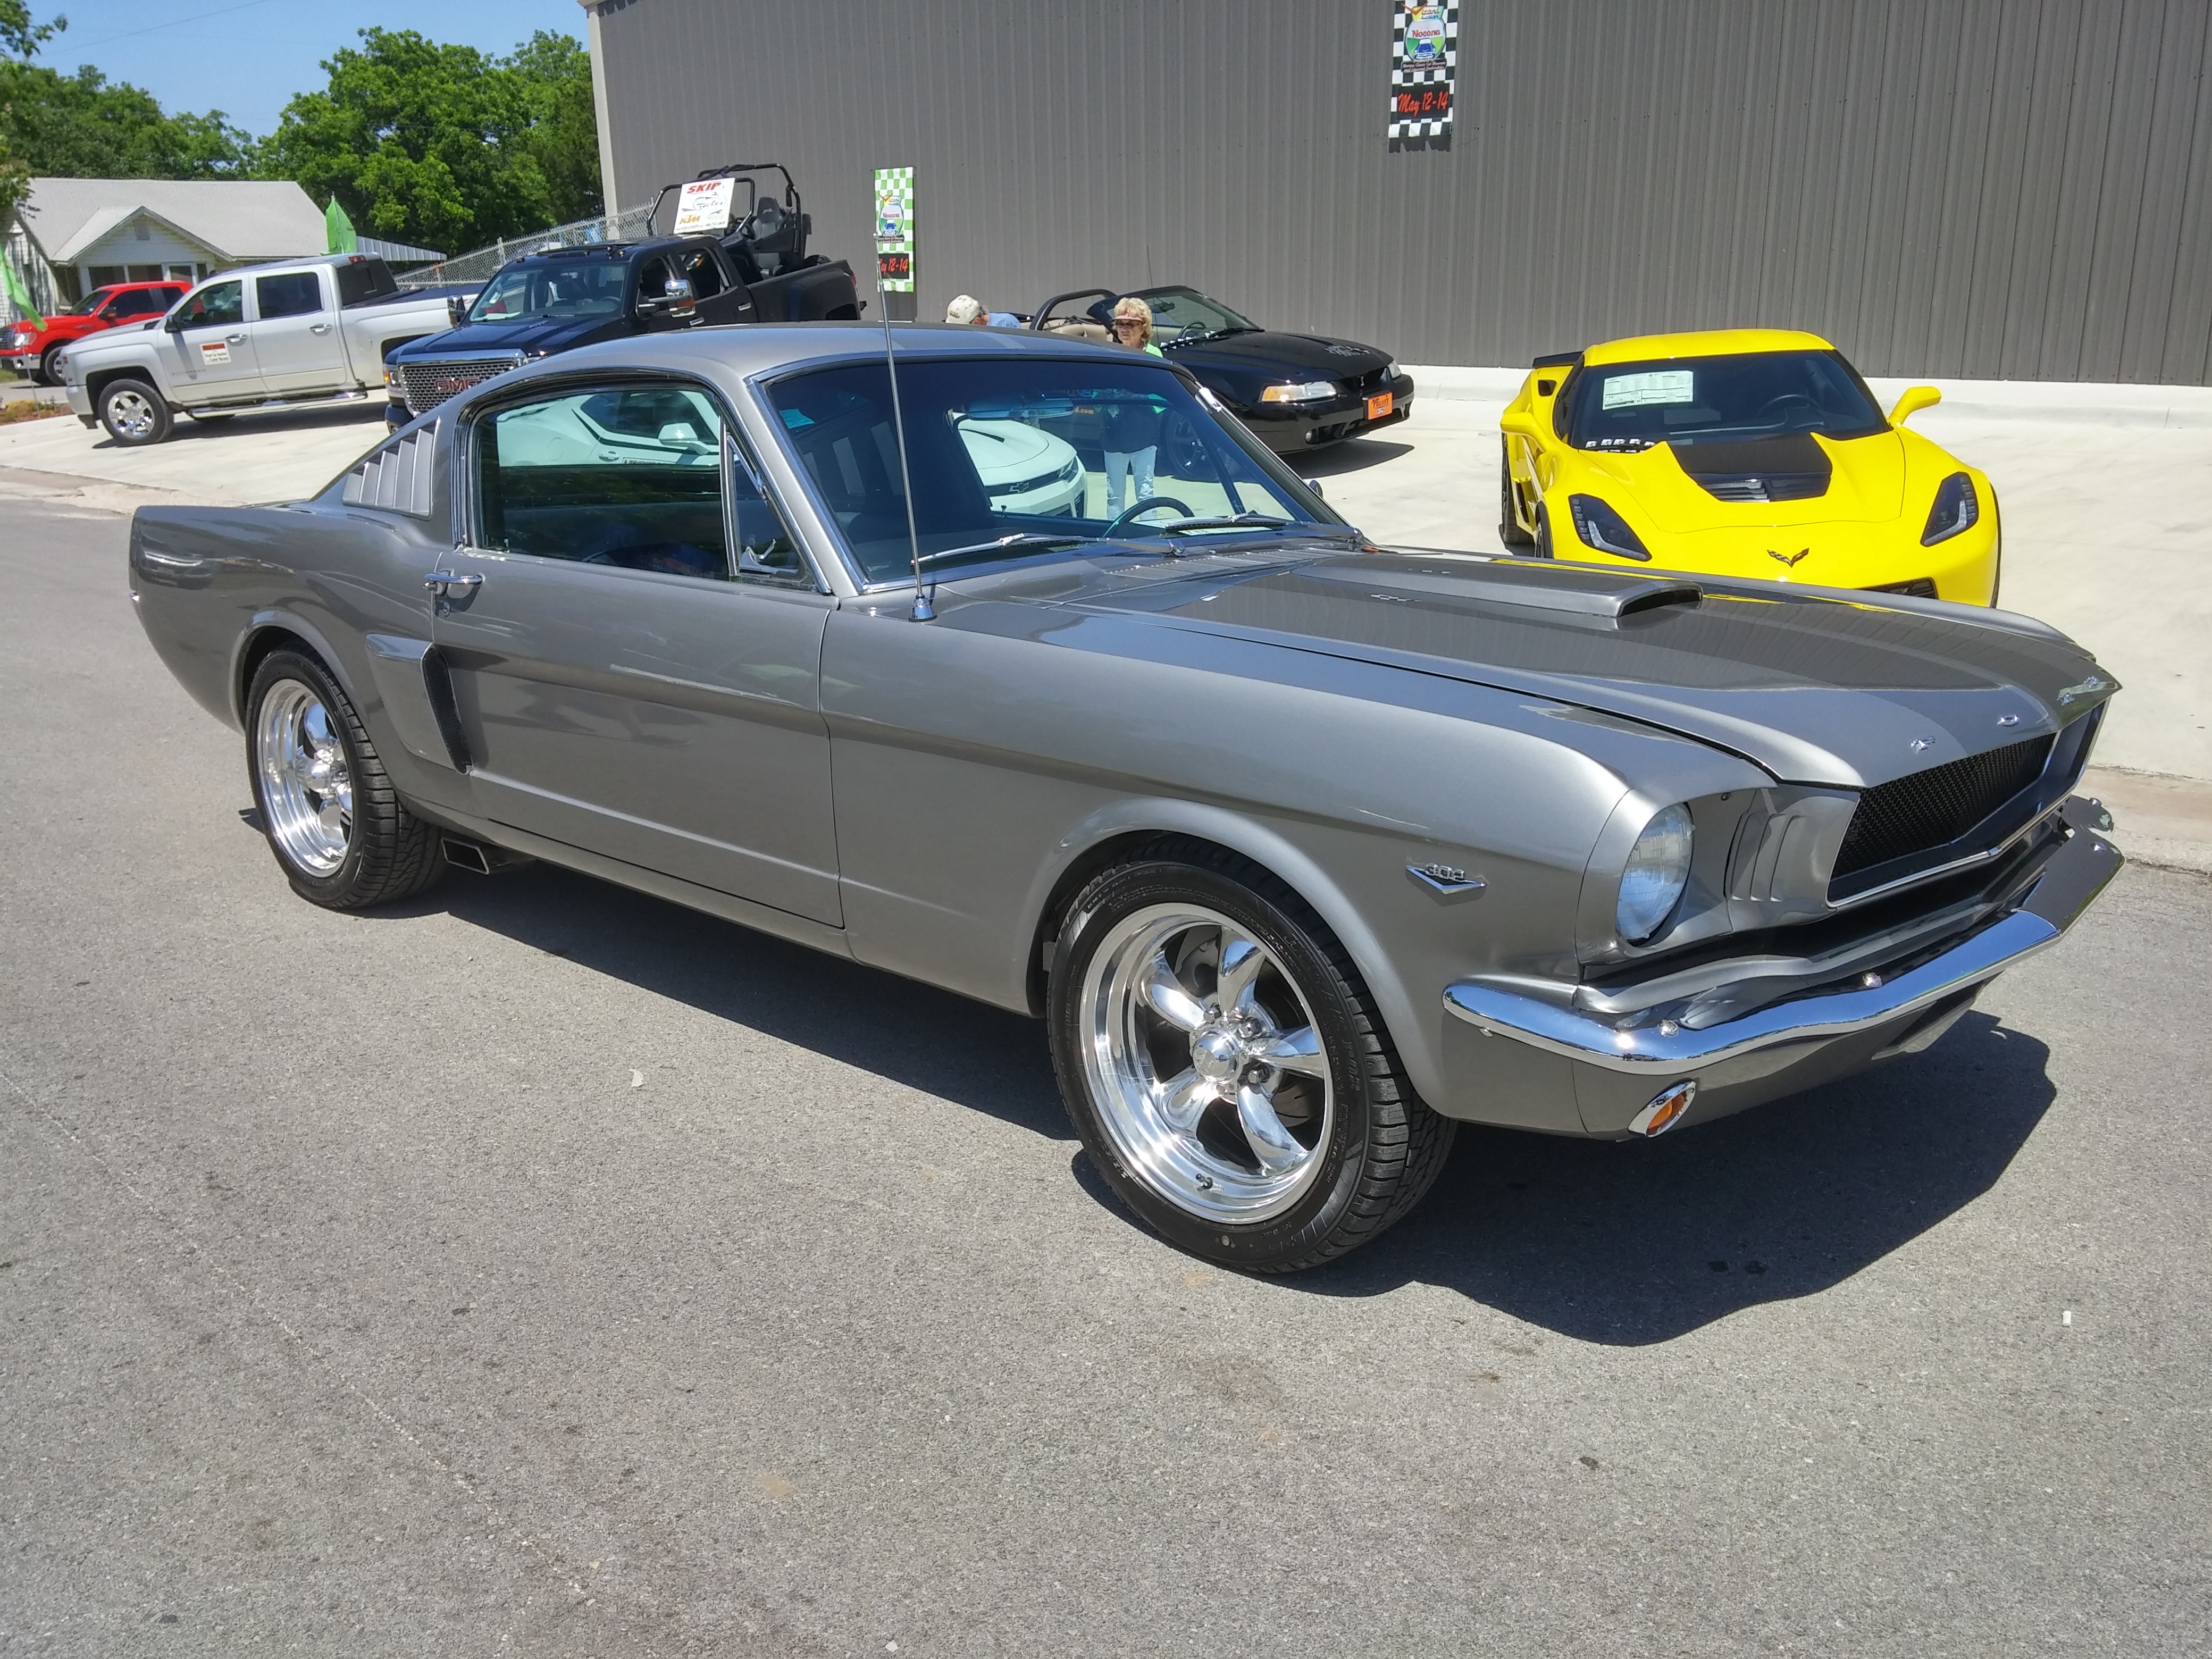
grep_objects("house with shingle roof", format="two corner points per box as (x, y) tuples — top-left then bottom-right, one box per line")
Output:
(2, 178), (445, 325)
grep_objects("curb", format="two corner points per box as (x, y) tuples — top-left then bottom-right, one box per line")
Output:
(2081, 767), (2212, 878)
(1402, 365), (2212, 428)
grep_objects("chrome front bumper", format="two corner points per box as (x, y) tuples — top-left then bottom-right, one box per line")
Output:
(1443, 797), (2122, 1133)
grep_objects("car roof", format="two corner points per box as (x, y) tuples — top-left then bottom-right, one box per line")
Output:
(1583, 327), (1837, 365)
(503, 321), (1132, 383)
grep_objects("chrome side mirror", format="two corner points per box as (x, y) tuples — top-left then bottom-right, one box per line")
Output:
(1302, 476), (1325, 498)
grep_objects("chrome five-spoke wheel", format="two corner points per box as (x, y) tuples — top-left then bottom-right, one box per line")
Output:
(255, 678), (354, 875)
(1082, 903), (1335, 1224)
(1051, 850), (1455, 1272)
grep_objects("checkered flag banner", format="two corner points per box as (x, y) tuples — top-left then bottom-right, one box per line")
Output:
(1388, 2), (1459, 145)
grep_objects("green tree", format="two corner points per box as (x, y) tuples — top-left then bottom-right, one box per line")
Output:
(2, 1), (257, 238)
(0, 1), (66, 235)
(507, 30), (601, 228)
(260, 27), (601, 256)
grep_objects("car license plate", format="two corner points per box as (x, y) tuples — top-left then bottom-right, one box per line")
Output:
(1366, 391), (1394, 421)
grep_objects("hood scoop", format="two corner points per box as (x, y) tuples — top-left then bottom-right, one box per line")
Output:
(1297, 560), (1702, 621)
(1672, 434), (1832, 503)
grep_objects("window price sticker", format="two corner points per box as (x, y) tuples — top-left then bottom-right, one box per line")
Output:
(671, 178), (737, 237)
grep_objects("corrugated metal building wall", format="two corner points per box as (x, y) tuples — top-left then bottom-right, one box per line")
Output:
(591, 0), (2212, 383)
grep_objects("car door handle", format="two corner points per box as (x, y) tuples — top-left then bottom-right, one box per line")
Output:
(423, 570), (483, 596)
(225, 332), (244, 342)
(310, 323), (331, 334)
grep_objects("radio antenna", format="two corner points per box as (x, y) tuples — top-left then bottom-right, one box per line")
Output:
(873, 223), (931, 622)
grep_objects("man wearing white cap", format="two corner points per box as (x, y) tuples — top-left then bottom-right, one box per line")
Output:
(945, 294), (1021, 327)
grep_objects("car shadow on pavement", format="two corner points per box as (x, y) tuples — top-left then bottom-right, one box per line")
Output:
(89, 399), (388, 450)
(387, 855), (2055, 1345)
(403, 860), (1074, 1143)
(1296, 1010), (2057, 1344)
(1297, 438), (1414, 477)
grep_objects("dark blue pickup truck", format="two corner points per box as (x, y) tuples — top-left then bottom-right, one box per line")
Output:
(383, 165), (860, 430)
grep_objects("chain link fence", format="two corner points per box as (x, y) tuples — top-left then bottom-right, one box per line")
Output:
(400, 204), (661, 289)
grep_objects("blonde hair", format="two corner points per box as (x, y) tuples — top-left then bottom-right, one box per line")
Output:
(1110, 296), (1153, 347)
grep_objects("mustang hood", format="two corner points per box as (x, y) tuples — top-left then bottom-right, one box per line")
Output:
(1166, 329), (1389, 386)
(1055, 551), (2112, 788)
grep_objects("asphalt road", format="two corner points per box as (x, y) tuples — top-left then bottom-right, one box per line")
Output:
(3, 499), (2207, 1657)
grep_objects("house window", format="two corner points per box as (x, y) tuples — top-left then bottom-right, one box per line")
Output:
(127, 264), (164, 283)
(87, 265), (126, 289)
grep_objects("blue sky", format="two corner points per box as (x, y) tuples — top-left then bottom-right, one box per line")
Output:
(34, 1), (584, 138)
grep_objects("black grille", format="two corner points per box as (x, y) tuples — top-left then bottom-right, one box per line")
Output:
(1833, 735), (2054, 883)
(1672, 433), (1832, 504)
(1692, 472), (1829, 502)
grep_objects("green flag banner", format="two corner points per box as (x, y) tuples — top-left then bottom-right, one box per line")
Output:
(2, 257), (43, 330)
(325, 198), (357, 255)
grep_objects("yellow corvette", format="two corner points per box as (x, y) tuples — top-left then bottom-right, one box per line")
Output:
(1498, 328), (1999, 603)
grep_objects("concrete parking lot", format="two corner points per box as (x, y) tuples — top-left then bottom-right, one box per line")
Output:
(4, 475), (2211, 1654)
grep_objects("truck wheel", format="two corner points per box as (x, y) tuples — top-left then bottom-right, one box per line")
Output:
(38, 343), (67, 387)
(246, 649), (444, 909)
(1498, 443), (1534, 548)
(1049, 840), (1454, 1273)
(98, 379), (171, 446)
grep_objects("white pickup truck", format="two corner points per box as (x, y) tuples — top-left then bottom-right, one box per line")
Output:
(61, 253), (462, 446)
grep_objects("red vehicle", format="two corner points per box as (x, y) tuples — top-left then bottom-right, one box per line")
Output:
(4, 280), (189, 386)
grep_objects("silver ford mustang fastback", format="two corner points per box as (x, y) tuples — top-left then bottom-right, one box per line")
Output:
(127, 326), (2123, 1272)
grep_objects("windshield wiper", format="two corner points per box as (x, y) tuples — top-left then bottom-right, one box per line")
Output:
(916, 532), (1087, 568)
(1150, 512), (1294, 535)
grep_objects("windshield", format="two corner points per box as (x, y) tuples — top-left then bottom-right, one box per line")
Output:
(1559, 350), (1887, 449)
(69, 288), (118, 316)
(1137, 286), (1260, 343)
(766, 356), (1347, 583)
(468, 261), (627, 323)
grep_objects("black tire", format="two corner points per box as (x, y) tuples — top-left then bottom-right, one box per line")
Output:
(97, 377), (172, 446)
(37, 343), (66, 388)
(1049, 840), (1455, 1273)
(1498, 443), (1535, 548)
(1532, 499), (1555, 560)
(245, 648), (444, 909)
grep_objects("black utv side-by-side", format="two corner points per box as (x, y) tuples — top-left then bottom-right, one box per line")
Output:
(383, 163), (863, 429)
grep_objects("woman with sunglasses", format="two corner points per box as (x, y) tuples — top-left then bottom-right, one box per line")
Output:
(1103, 297), (1165, 517)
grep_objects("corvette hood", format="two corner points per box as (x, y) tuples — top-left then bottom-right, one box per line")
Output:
(1046, 550), (2110, 788)
(1582, 430), (1906, 532)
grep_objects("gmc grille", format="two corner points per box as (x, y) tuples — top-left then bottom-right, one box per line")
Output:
(397, 353), (526, 416)
(1831, 734), (2056, 889)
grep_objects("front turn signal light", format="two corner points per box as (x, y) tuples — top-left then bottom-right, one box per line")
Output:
(1260, 381), (1335, 404)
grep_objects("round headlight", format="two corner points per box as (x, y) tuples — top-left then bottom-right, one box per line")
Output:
(1616, 803), (1694, 943)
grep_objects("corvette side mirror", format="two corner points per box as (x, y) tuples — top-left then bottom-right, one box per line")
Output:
(1889, 384), (1942, 425)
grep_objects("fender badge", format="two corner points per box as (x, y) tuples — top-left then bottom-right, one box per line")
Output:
(2056, 674), (2109, 706)
(1767, 548), (1810, 567)
(1407, 864), (1487, 903)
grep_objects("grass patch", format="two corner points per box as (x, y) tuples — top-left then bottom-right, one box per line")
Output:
(0, 400), (71, 425)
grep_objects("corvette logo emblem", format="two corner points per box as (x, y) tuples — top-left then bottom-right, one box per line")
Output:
(1768, 548), (1811, 567)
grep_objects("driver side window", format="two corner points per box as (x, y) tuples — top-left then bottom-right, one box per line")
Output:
(174, 281), (244, 330)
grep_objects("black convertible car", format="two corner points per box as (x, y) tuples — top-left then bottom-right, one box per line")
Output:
(1030, 285), (1413, 453)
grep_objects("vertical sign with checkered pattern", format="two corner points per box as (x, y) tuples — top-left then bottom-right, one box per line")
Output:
(873, 166), (915, 291)
(1388, 3), (1458, 149)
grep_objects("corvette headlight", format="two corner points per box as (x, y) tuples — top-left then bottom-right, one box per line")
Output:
(1260, 380), (1336, 404)
(1617, 803), (1694, 943)
(1921, 472), (1979, 544)
(1568, 493), (1652, 561)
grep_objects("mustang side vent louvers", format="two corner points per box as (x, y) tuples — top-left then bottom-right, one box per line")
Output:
(341, 425), (436, 518)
